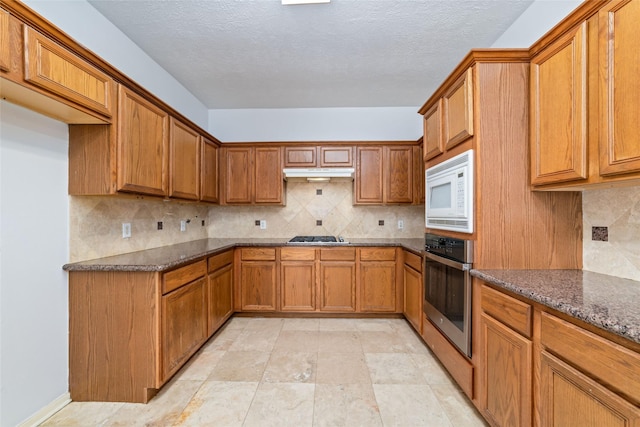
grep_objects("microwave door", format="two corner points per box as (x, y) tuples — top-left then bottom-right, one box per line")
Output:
(427, 173), (456, 218)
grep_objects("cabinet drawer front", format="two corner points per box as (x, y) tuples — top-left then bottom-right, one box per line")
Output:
(541, 312), (640, 404)
(163, 260), (206, 294)
(481, 285), (532, 338)
(360, 247), (396, 261)
(208, 250), (233, 272)
(403, 251), (423, 272)
(280, 247), (316, 261)
(241, 247), (276, 261)
(24, 26), (113, 117)
(320, 247), (356, 261)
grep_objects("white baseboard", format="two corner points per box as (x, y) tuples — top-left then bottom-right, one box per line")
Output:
(17, 392), (71, 427)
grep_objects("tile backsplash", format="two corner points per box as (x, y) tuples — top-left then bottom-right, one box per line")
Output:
(207, 182), (425, 239)
(583, 187), (640, 281)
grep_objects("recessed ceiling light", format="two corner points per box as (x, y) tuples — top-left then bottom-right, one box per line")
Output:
(282, 0), (330, 5)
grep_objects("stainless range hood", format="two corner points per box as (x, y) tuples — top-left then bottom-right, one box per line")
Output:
(283, 167), (355, 182)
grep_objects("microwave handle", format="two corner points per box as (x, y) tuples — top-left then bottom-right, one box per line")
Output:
(425, 251), (471, 271)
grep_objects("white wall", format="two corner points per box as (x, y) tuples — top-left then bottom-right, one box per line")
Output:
(0, 101), (70, 426)
(491, 0), (582, 48)
(209, 107), (422, 142)
(23, 0), (209, 129)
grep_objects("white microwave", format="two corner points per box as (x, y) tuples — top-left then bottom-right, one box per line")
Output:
(425, 149), (474, 233)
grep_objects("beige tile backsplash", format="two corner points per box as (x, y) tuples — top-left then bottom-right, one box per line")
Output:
(582, 187), (640, 281)
(69, 183), (424, 262)
(207, 182), (425, 239)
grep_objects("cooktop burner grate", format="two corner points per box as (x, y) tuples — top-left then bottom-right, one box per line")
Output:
(288, 235), (338, 243)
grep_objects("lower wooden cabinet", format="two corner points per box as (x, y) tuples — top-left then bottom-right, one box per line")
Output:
(359, 247), (398, 312)
(403, 250), (423, 333)
(540, 351), (640, 427)
(238, 248), (277, 311)
(207, 250), (234, 334)
(161, 277), (208, 381)
(281, 247), (316, 311)
(319, 248), (357, 312)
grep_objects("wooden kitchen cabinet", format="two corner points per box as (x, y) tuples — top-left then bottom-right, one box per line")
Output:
(238, 248), (277, 311)
(161, 276), (208, 382)
(0, 8), (10, 72)
(320, 146), (353, 167)
(284, 146), (317, 167)
(413, 144), (425, 204)
(530, 22), (588, 186)
(280, 247), (316, 311)
(200, 137), (219, 203)
(207, 251), (234, 335)
(169, 117), (200, 200)
(423, 100), (444, 161)
(319, 248), (356, 312)
(403, 250), (423, 333)
(355, 145), (414, 205)
(283, 146), (353, 167)
(117, 85), (169, 197)
(221, 146), (283, 205)
(443, 68), (474, 149)
(359, 247), (398, 312)
(598, 0), (640, 178)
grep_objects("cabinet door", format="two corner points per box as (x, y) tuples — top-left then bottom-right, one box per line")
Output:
(413, 145), (425, 204)
(222, 147), (252, 204)
(117, 86), (169, 196)
(598, 0), (640, 177)
(319, 262), (356, 312)
(403, 263), (422, 333)
(481, 313), (532, 427)
(360, 261), (397, 312)
(320, 146), (353, 167)
(208, 264), (233, 335)
(169, 118), (200, 200)
(162, 278), (208, 381)
(240, 261), (277, 311)
(540, 351), (640, 427)
(443, 68), (474, 149)
(200, 137), (219, 203)
(254, 147), (283, 204)
(23, 26), (113, 117)
(355, 146), (383, 204)
(281, 261), (316, 312)
(0, 9), (10, 72)
(284, 146), (317, 167)
(530, 22), (588, 185)
(423, 100), (444, 160)
(385, 146), (413, 204)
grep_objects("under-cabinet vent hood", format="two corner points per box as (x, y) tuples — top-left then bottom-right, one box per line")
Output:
(283, 168), (355, 182)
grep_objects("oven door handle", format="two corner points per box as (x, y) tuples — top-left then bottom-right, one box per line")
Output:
(425, 251), (472, 271)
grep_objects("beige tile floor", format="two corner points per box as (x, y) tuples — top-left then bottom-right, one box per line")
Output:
(41, 317), (487, 426)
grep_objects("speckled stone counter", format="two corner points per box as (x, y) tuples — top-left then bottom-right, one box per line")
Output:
(63, 238), (426, 272)
(472, 269), (640, 345)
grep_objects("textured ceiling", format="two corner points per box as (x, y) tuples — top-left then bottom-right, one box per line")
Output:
(87, 0), (534, 109)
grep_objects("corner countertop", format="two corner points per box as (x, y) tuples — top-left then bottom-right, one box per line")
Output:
(62, 238), (426, 273)
(471, 269), (640, 345)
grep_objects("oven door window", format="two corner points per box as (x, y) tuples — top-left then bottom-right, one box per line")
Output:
(425, 258), (465, 332)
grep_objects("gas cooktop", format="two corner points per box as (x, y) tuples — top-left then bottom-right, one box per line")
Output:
(287, 236), (347, 244)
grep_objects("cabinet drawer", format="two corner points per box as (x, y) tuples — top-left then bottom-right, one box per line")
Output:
(208, 250), (233, 272)
(280, 247), (316, 261)
(320, 247), (356, 261)
(403, 251), (423, 272)
(481, 285), (532, 338)
(541, 312), (640, 404)
(162, 260), (206, 294)
(360, 247), (396, 261)
(241, 247), (276, 261)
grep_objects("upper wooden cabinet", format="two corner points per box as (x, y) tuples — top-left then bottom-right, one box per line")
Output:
(443, 68), (474, 149)
(0, 8), (10, 72)
(221, 146), (283, 205)
(283, 146), (353, 168)
(355, 145), (414, 205)
(531, 0), (640, 189)
(117, 85), (169, 197)
(598, 0), (640, 177)
(169, 117), (200, 200)
(200, 137), (219, 203)
(530, 22), (588, 186)
(423, 100), (443, 161)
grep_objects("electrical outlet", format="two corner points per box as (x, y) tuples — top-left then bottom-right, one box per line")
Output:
(180, 220), (187, 232)
(122, 223), (131, 238)
(398, 219), (404, 230)
(260, 220), (267, 230)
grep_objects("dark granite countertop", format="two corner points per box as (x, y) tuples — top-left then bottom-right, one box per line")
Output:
(63, 238), (426, 272)
(472, 269), (640, 345)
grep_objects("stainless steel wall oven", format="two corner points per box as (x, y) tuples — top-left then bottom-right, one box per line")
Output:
(423, 233), (473, 357)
